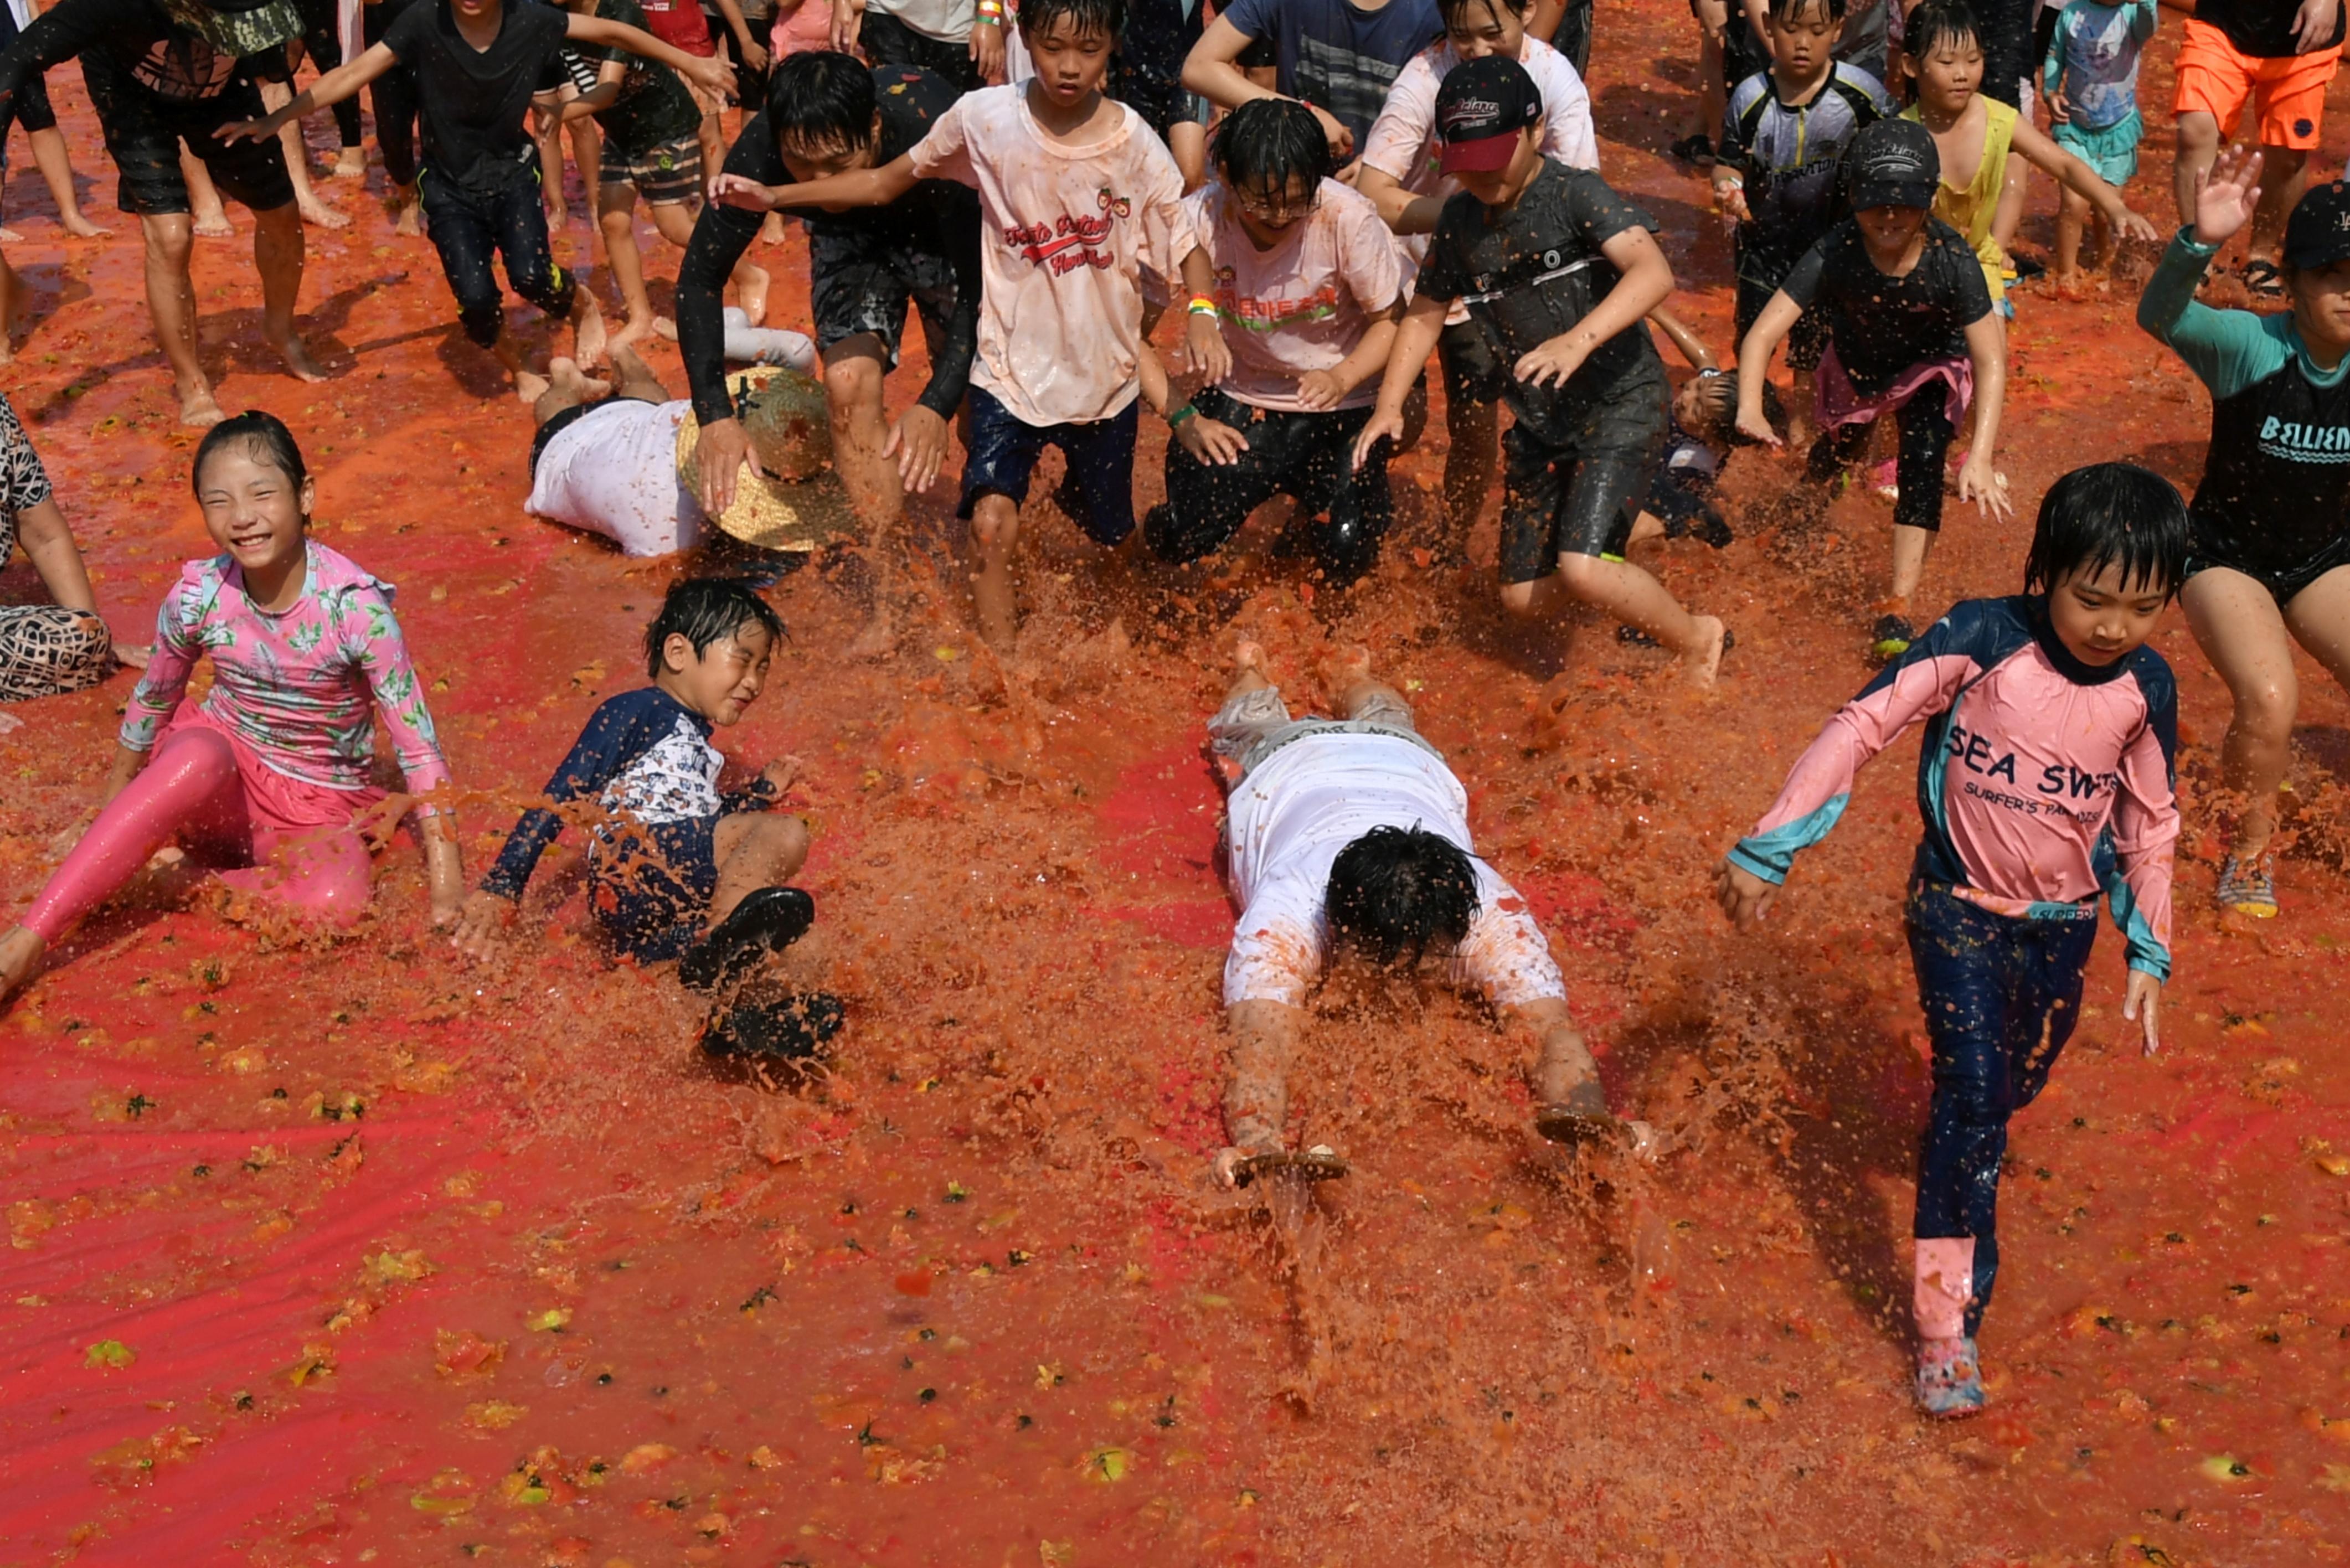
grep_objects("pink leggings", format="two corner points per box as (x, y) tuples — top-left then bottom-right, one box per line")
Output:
(21, 725), (374, 942)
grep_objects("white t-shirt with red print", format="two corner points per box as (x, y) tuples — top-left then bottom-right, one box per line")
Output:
(1223, 731), (1568, 1011)
(908, 84), (1192, 428)
(1184, 178), (1404, 415)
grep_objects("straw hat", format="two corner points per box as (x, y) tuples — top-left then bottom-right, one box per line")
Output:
(674, 367), (862, 554)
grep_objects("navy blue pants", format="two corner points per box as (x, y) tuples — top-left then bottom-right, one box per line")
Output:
(419, 156), (574, 348)
(1905, 880), (2098, 1337)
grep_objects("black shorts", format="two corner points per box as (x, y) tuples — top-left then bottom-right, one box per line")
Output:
(1735, 270), (1826, 372)
(1498, 387), (1668, 584)
(2184, 529), (2350, 604)
(80, 55), (292, 216)
(959, 383), (1139, 546)
(807, 221), (962, 365)
(590, 813), (721, 962)
(529, 393), (655, 476)
(858, 9), (985, 92)
(1439, 315), (1505, 408)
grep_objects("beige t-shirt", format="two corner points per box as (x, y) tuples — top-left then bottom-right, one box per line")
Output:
(909, 84), (1191, 428)
(1185, 178), (1403, 415)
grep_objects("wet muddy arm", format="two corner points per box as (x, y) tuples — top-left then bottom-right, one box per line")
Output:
(1506, 997), (1599, 1107)
(1223, 999), (1302, 1151)
(2135, 230), (2280, 400)
(679, 129), (772, 422)
(916, 216), (983, 420)
(477, 700), (648, 900)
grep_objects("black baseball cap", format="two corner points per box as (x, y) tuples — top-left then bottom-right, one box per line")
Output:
(2284, 181), (2350, 268)
(1434, 56), (1544, 176)
(1845, 118), (1940, 212)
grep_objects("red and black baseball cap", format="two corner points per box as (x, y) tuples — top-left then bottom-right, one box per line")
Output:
(1434, 55), (1544, 177)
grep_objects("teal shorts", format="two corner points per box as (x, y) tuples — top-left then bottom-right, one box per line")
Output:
(2054, 109), (2142, 188)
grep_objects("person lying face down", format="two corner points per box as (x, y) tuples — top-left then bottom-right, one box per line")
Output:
(1203, 639), (1650, 1192)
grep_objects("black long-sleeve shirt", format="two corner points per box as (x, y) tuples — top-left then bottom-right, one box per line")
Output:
(675, 66), (982, 425)
(0, 0), (295, 108)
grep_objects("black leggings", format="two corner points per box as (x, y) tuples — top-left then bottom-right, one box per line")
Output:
(1807, 393), (1957, 533)
(419, 157), (574, 346)
(364, 0), (424, 188)
(301, 24), (364, 148)
(1143, 388), (1393, 586)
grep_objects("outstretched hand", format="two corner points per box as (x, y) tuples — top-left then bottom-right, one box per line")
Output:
(451, 889), (514, 962)
(1714, 858), (1777, 931)
(707, 172), (780, 213)
(216, 115), (280, 146)
(1957, 451), (2013, 519)
(1349, 407), (1404, 472)
(2192, 143), (2265, 249)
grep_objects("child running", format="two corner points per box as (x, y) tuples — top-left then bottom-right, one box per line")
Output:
(1898, 0), (2153, 315)
(710, 0), (1225, 648)
(1736, 117), (2009, 662)
(453, 580), (828, 1024)
(2138, 149), (2350, 919)
(1717, 461), (2186, 1419)
(679, 51), (982, 527)
(0, 414), (463, 1007)
(2040, 0), (2156, 292)
(1145, 97), (1403, 586)
(1712, 0), (1890, 449)
(555, 0), (771, 350)
(1353, 56), (1728, 685)
(1356, 0), (1596, 539)
(221, 0), (738, 398)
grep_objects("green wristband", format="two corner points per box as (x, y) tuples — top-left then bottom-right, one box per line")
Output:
(1167, 403), (1198, 428)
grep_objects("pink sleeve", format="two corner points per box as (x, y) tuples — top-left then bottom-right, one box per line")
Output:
(2109, 718), (2177, 968)
(1339, 194), (1404, 312)
(1358, 54), (1434, 182)
(1540, 55), (1599, 170)
(339, 586), (455, 805)
(116, 571), (206, 754)
(907, 97), (975, 185)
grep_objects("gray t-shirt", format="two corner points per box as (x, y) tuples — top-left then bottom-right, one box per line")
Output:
(1217, 0), (1442, 154)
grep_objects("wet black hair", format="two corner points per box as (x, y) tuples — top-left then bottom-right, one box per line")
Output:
(1018, 0), (1126, 44)
(767, 50), (878, 154)
(1767, 0), (1846, 24)
(1682, 370), (1786, 443)
(643, 577), (788, 676)
(1903, 0), (1981, 58)
(1325, 826), (1482, 968)
(1434, 0), (1533, 32)
(192, 410), (308, 497)
(2023, 462), (2190, 600)
(1211, 97), (1331, 198)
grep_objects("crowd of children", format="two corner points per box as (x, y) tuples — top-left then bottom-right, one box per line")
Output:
(2, 0), (2347, 1427)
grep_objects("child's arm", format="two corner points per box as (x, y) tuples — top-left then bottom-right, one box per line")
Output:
(457, 702), (648, 956)
(2137, 142), (2284, 399)
(885, 217), (985, 494)
(343, 587), (463, 924)
(1733, 290), (1801, 443)
(2131, 0), (2160, 40)
(1350, 290), (1449, 472)
(1647, 303), (1717, 372)
(2039, 18), (2069, 123)
(1514, 224), (1674, 390)
(1179, 241), (1232, 384)
(2011, 115), (2160, 243)
(111, 586), (203, 795)
(2106, 695), (2178, 1053)
(559, 59), (626, 123)
(564, 12), (738, 99)
(1183, 15), (1353, 160)
(1717, 620), (1986, 929)
(707, 151), (924, 213)
(1955, 310), (2011, 519)
(215, 41), (401, 142)
(709, 0), (769, 71)
(1297, 313), (1397, 411)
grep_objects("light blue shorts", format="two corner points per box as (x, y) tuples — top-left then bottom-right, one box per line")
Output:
(2054, 109), (2143, 188)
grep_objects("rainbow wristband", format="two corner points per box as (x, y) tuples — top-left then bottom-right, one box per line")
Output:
(1187, 295), (1219, 318)
(976, 0), (1003, 20)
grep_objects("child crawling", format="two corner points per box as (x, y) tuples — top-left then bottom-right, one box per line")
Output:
(0, 414), (462, 1005)
(453, 579), (841, 1059)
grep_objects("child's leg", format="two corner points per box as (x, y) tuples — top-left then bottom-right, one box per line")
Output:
(223, 823), (376, 926)
(596, 181), (657, 344)
(258, 80), (349, 229)
(27, 126), (107, 237)
(708, 811), (811, 925)
(1441, 386), (1499, 538)
(821, 334), (904, 525)
(492, 164), (604, 373)
(2055, 185), (2089, 283)
(1300, 410), (1394, 586)
(1143, 393), (1280, 566)
(958, 389), (1058, 647)
(1886, 394), (1957, 610)
(0, 247), (17, 360)
(16, 728), (250, 947)
(179, 143), (231, 236)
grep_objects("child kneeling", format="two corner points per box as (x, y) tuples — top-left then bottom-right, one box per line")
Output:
(1718, 462), (2185, 1418)
(455, 580), (841, 1059)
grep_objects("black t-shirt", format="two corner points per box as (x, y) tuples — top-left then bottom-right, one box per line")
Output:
(768, 64), (970, 252)
(1780, 217), (1992, 395)
(1416, 158), (1666, 443)
(0, 0), (295, 107)
(584, 0), (697, 152)
(383, 0), (572, 192)
(2191, 0), (2342, 58)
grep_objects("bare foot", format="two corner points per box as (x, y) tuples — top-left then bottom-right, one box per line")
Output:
(736, 262), (770, 326)
(179, 383), (226, 427)
(60, 212), (111, 238)
(571, 292), (608, 369)
(609, 314), (655, 351)
(113, 642), (152, 670)
(1680, 615), (1727, 689)
(0, 924), (46, 1008)
(1233, 638), (1270, 677)
(513, 369), (551, 405)
(298, 196), (351, 230)
(193, 209), (233, 239)
(1318, 642), (1372, 698)
(651, 315), (677, 341)
(760, 212), (785, 245)
(332, 147), (367, 180)
(390, 191), (422, 238)
(546, 201), (570, 230)
(545, 355), (612, 402)
(273, 333), (331, 383)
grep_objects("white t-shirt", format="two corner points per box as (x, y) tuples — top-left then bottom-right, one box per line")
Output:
(908, 85), (1191, 427)
(1185, 178), (1402, 414)
(524, 399), (707, 559)
(871, 0), (976, 43)
(1360, 35), (1599, 290)
(1223, 731), (1568, 1010)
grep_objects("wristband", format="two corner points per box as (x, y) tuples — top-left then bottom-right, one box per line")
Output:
(1188, 295), (1220, 318)
(1167, 403), (1198, 427)
(976, 0), (1003, 19)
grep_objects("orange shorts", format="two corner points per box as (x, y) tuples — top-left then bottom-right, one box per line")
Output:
(2174, 18), (2342, 149)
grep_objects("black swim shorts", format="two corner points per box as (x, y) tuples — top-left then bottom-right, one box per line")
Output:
(80, 54), (293, 216)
